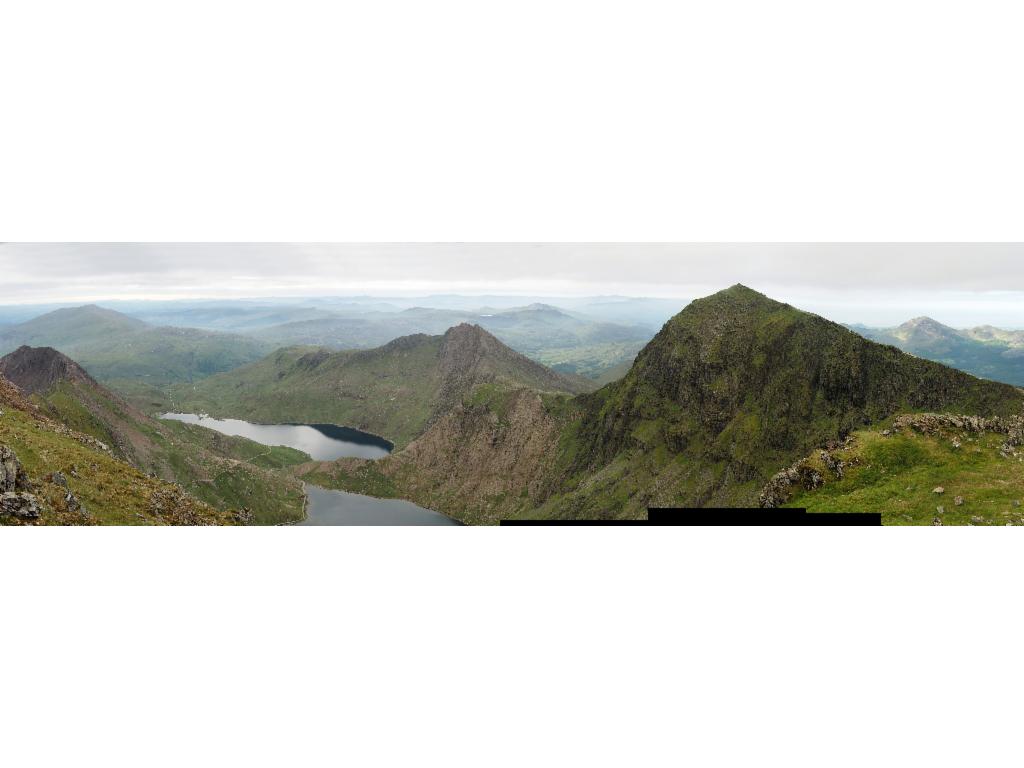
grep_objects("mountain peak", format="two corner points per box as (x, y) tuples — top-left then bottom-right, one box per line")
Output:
(902, 316), (946, 328)
(442, 323), (498, 345)
(894, 316), (959, 342)
(0, 346), (97, 395)
(698, 283), (777, 307)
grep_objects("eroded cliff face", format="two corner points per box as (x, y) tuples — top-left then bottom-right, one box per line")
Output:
(301, 387), (578, 524)
(398, 388), (566, 513)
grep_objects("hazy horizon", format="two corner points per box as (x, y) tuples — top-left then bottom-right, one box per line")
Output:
(3, 243), (1024, 327)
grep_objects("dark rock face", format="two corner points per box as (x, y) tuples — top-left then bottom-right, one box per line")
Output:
(0, 345), (97, 395)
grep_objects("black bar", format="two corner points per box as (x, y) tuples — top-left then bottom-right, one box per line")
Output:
(501, 508), (881, 526)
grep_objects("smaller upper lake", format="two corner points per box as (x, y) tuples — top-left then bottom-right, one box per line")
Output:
(160, 413), (393, 460)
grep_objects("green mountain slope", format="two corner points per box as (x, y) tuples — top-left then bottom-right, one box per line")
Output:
(0, 346), (306, 524)
(543, 286), (1023, 516)
(312, 286), (1024, 523)
(0, 376), (243, 526)
(0, 305), (273, 386)
(854, 317), (1024, 386)
(174, 324), (595, 448)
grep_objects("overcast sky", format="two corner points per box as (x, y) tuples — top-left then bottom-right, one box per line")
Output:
(2, 243), (1023, 327)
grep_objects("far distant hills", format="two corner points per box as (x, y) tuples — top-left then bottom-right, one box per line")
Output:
(0, 306), (272, 386)
(851, 317), (1024, 386)
(249, 303), (653, 379)
(0, 301), (655, 385)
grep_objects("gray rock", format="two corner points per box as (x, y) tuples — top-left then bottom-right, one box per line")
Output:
(1, 445), (31, 493)
(954, 495), (964, 507)
(933, 486), (945, 495)
(50, 471), (69, 488)
(936, 505), (945, 515)
(0, 491), (41, 520)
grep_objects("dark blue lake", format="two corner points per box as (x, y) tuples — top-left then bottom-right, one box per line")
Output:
(161, 412), (392, 460)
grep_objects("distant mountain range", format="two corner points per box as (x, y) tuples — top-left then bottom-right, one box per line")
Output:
(850, 317), (1024, 385)
(0, 301), (654, 385)
(250, 303), (653, 379)
(0, 306), (273, 386)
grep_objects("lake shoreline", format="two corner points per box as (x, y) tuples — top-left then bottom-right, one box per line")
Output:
(160, 411), (456, 525)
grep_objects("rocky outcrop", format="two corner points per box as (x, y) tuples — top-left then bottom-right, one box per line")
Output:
(759, 438), (855, 508)
(0, 445), (44, 523)
(1, 444), (31, 492)
(891, 413), (1024, 457)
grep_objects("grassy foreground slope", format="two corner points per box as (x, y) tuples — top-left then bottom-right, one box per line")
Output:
(780, 415), (1024, 524)
(0, 346), (307, 524)
(0, 378), (242, 525)
(175, 324), (594, 448)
